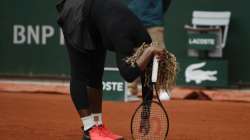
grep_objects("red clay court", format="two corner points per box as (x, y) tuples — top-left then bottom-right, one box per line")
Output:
(1, 88), (250, 140)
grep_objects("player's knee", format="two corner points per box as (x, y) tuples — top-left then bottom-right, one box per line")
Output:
(118, 62), (141, 82)
(121, 73), (137, 82)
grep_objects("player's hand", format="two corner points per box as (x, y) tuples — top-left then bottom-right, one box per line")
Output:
(136, 42), (166, 71)
(148, 43), (166, 61)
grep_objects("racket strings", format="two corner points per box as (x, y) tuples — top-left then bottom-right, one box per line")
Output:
(132, 102), (169, 140)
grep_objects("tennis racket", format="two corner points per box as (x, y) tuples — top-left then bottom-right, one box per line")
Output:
(131, 55), (170, 140)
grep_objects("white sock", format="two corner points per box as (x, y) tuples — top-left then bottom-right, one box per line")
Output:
(92, 113), (103, 126)
(81, 115), (95, 131)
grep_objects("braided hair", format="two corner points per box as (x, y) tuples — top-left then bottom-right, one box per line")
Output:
(125, 42), (178, 91)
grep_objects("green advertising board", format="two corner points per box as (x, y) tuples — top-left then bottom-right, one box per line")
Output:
(1, 0), (250, 88)
(177, 58), (228, 87)
(102, 68), (126, 101)
(165, 0), (250, 86)
(0, 0), (69, 76)
(0, 0), (117, 77)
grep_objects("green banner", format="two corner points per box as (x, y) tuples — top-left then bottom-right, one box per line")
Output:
(0, 0), (69, 76)
(102, 69), (126, 101)
(1, 0), (250, 87)
(0, 0), (117, 77)
(165, 0), (250, 86)
(177, 59), (228, 87)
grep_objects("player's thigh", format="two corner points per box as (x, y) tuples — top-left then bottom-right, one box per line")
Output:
(66, 46), (105, 89)
(66, 46), (91, 81)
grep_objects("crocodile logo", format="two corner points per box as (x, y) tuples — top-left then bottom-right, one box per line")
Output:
(185, 62), (218, 84)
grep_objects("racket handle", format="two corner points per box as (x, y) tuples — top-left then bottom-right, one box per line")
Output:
(151, 55), (159, 83)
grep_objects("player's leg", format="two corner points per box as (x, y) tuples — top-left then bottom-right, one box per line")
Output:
(86, 48), (106, 126)
(83, 48), (124, 140)
(66, 46), (115, 140)
(84, 49), (117, 140)
(66, 46), (95, 139)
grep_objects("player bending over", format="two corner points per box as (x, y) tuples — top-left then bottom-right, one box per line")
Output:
(56, 0), (171, 139)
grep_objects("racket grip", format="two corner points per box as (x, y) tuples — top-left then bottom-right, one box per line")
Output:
(151, 55), (159, 83)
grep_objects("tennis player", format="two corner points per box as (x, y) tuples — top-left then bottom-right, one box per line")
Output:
(56, 0), (166, 139)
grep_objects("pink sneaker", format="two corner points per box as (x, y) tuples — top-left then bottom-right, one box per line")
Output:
(99, 125), (124, 140)
(89, 126), (113, 140)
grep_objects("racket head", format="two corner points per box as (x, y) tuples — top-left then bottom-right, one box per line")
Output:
(130, 100), (169, 140)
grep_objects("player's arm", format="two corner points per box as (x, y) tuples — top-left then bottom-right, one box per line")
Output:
(116, 43), (166, 82)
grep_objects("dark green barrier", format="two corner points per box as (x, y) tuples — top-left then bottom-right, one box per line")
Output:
(0, 0), (116, 77)
(1, 0), (250, 87)
(165, 0), (250, 86)
(102, 69), (126, 101)
(0, 0), (69, 76)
